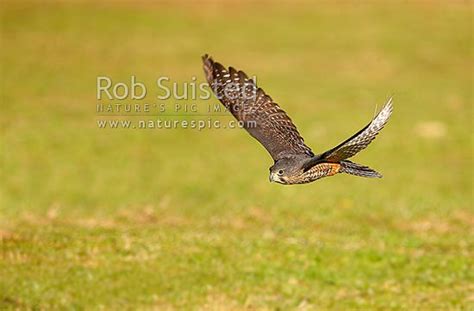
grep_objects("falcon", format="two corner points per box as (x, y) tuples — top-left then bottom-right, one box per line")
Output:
(202, 55), (393, 185)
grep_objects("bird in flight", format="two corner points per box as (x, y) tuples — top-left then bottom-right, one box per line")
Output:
(202, 55), (393, 185)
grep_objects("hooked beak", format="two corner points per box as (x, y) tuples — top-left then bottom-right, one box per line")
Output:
(269, 172), (286, 184)
(269, 172), (275, 182)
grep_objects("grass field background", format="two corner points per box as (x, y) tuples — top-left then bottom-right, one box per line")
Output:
(1, 1), (472, 309)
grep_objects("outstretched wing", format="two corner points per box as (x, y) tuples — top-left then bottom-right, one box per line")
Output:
(202, 55), (313, 161)
(319, 98), (393, 162)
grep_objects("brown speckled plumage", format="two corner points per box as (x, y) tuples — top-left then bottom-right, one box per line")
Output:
(202, 55), (393, 185)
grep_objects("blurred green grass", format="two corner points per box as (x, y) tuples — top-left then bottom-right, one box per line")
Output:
(1, 1), (472, 309)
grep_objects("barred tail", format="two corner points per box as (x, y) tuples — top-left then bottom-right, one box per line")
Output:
(339, 160), (382, 178)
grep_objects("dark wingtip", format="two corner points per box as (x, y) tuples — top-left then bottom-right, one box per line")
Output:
(202, 54), (212, 64)
(202, 54), (215, 83)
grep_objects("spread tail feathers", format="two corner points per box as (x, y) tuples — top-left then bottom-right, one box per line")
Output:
(339, 160), (382, 178)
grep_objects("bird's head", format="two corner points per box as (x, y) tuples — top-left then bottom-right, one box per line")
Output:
(269, 157), (300, 185)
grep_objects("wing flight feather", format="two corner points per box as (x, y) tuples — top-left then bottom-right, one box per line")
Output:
(202, 55), (313, 161)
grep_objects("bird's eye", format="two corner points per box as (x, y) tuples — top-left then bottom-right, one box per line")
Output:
(278, 169), (284, 175)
